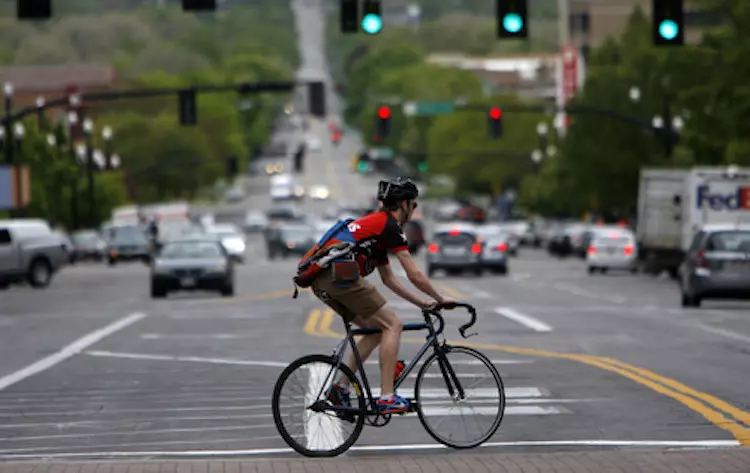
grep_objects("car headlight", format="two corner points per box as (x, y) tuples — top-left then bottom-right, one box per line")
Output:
(223, 239), (246, 253)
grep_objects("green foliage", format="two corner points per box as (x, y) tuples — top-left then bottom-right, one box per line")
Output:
(1, 1), (298, 229)
(519, 1), (750, 219)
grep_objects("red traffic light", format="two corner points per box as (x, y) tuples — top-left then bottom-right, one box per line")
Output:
(489, 107), (502, 119)
(378, 106), (391, 119)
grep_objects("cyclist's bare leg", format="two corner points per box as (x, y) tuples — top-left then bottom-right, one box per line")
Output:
(337, 330), (380, 386)
(336, 305), (403, 395)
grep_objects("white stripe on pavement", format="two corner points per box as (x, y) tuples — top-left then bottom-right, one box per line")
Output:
(84, 350), (289, 368)
(0, 313), (147, 392)
(0, 440), (738, 459)
(371, 387), (543, 399)
(494, 307), (553, 332)
(420, 406), (562, 416)
(304, 364), (342, 451)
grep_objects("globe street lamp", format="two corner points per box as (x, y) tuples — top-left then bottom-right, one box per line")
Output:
(3, 81), (13, 165)
(82, 118), (96, 226)
(102, 125), (113, 169)
(629, 85), (684, 158)
(35, 96), (46, 129)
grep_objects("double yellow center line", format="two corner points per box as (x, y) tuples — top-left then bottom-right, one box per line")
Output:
(303, 308), (750, 445)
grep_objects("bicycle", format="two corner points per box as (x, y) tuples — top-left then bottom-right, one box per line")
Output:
(271, 302), (506, 457)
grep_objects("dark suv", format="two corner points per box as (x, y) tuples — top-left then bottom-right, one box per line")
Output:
(680, 225), (750, 307)
(426, 228), (484, 277)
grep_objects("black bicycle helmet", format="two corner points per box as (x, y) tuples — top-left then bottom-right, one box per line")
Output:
(377, 177), (419, 203)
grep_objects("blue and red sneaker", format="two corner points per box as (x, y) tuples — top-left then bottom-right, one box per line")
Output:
(377, 394), (409, 414)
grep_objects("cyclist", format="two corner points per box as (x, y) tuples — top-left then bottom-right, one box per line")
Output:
(309, 177), (456, 414)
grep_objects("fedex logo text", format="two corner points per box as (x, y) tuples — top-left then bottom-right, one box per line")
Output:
(696, 185), (750, 210)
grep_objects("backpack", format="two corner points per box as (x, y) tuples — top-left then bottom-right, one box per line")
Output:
(292, 218), (356, 297)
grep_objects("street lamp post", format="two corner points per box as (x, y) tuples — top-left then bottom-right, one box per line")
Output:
(629, 85), (684, 159)
(35, 96), (45, 130)
(13, 122), (25, 216)
(67, 109), (80, 229)
(3, 82), (12, 166)
(102, 125), (113, 169)
(83, 118), (96, 227)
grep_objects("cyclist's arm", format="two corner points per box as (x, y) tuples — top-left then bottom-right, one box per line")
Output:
(393, 250), (445, 303)
(378, 262), (430, 308)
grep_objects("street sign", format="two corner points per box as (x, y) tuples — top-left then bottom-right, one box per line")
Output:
(402, 101), (455, 116)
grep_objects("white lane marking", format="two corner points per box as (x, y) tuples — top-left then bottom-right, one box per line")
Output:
(304, 364), (342, 451)
(420, 406), (564, 416)
(494, 307), (553, 332)
(364, 359), (535, 365)
(0, 313), (146, 392)
(0, 424), (276, 442)
(140, 333), (256, 340)
(0, 413), (273, 429)
(553, 283), (626, 304)
(0, 405), (272, 418)
(371, 387), (543, 399)
(84, 350), (289, 368)
(695, 324), (750, 343)
(0, 440), (738, 458)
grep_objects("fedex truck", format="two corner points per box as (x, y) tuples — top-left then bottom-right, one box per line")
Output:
(636, 166), (750, 276)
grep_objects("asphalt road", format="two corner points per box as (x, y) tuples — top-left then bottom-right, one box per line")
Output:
(1, 0), (748, 461)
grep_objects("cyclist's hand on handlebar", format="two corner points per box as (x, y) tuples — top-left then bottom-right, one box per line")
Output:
(438, 296), (459, 309)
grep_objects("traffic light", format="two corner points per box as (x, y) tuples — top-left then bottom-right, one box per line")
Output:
(182, 0), (216, 11)
(653, 0), (683, 45)
(376, 105), (391, 140)
(17, 0), (51, 19)
(309, 81), (326, 118)
(341, 0), (358, 33)
(417, 160), (428, 173)
(496, 0), (528, 38)
(179, 90), (197, 126)
(362, 0), (383, 35)
(488, 107), (503, 138)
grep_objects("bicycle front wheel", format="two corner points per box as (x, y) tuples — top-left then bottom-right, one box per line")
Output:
(415, 345), (505, 448)
(272, 354), (366, 457)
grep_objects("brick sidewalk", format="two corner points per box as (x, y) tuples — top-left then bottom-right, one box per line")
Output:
(1, 449), (749, 473)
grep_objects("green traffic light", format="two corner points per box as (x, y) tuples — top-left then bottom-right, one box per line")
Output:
(502, 13), (523, 34)
(417, 161), (428, 172)
(362, 13), (382, 34)
(658, 19), (679, 40)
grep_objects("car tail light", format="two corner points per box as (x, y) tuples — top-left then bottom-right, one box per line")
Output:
(449, 229), (460, 236)
(623, 244), (634, 255)
(471, 243), (482, 254)
(587, 245), (596, 255)
(428, 243), (439, 254)
(696, 249), (708, 268)
(496, 242), (508, 252)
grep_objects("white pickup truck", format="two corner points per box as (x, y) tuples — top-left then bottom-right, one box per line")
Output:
(0, 219), (69, 290)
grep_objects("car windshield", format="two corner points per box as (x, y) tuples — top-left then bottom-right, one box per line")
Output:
(111, 227), (147, 244)
(72, 233), (98, 244)
(436, 233), (475, 245)
(160, 241), (223, 259)
(706, 231), (750, 252)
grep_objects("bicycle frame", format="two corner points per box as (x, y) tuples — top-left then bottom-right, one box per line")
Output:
(318, 309), (466, 415)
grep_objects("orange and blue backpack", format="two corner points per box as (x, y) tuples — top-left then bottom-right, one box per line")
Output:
(292, 218), (357, 297)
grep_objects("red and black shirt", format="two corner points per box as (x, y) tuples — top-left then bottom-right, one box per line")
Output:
(347, 211), (409, 276)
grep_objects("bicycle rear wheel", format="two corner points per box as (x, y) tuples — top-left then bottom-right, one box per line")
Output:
(415, 345), (505, 448)
(272, 354), (366, 457)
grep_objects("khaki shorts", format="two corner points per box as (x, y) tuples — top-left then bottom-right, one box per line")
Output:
(311, 269), (387, 323)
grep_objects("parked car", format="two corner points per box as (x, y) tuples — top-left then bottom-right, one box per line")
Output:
(0, 219), (69, 289)
(70, 230), (107, 263)
(105, 225), (152, 265)
(150, 237), (235, 298)
(679, 225), (750, 307)
(267, 224), (318, 259)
